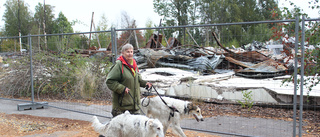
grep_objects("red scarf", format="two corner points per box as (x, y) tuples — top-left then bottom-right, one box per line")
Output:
(117, 56), (138, 74)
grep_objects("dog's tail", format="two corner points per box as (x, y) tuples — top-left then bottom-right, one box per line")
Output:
(92, 116), (108, 135)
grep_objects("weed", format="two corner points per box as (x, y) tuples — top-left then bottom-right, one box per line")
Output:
(237, 90), (254, 111)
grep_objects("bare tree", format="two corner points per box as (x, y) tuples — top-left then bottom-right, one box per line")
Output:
(118, 11), (144, 49)
(121, 11), (133, 29)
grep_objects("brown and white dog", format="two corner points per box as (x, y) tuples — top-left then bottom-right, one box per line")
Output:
(141, 95), (204, 137)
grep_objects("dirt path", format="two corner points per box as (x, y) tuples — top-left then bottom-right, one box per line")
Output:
(0, 112), (219, 137)
(0, 98), (319, 137)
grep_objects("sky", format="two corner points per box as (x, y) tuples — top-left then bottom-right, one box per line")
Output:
(0, 0), (319, 33)
(0, 0), (162, 32)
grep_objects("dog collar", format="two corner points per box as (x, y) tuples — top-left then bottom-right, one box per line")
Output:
(184, 102), (189, 114)
(145, 119), (148, 128)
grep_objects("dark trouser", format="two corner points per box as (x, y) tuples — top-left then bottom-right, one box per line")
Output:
(111, 108), (140, 117)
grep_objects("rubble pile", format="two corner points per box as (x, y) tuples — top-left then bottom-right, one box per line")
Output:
(132, 32), (300, 79)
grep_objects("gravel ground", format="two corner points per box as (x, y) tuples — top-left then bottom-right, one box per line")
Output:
(200, 102), (320, 136)
(0, 112), (219, 137)
(0, 99), (319, 137)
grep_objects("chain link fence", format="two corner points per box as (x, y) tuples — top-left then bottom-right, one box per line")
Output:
(0, 16), (319, 136)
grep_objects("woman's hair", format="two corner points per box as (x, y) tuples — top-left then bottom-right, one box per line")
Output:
(121, 43), (133, 53)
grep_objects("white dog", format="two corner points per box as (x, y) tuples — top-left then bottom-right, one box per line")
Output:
(92, 110), (164, 137)
(141, 95), (204, 137)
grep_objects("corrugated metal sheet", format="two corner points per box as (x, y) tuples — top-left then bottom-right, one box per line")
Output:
(238, 59), (287, 73)
(224, 57), (252, 68)
(235, 59), (288, 79)
(212, 31), (289, 78)
(212, 32), (269, 63)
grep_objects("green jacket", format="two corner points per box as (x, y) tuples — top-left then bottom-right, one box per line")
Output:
(106, 60), (147, 111)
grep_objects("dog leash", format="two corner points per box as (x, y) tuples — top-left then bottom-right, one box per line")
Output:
(145, 85), (180, 121)
(141, 97), (150, 107)
(141, 86), (152, 107)
(127, 91), (146, 116)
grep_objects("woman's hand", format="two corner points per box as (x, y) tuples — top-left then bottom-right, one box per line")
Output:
(124, 87), (130, 94)
(146, 82), (152, 89)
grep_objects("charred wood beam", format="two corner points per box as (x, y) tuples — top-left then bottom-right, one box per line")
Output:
(212, 32), (269, 63)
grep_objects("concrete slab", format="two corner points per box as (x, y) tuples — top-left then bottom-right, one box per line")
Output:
(140, 68), (320, 105)
(168, 84), (219, 98)
(17, 102), (48, 111)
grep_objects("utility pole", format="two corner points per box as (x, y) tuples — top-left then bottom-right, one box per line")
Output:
(43, 0), (47, 51)
(18, 0), (22, 53)
(92, 21), (101, 49)
(133, 20), (139, 49)
(88, 12), (94, 48)
(38, 22), (40, 51)
(156, 19), (162, 48)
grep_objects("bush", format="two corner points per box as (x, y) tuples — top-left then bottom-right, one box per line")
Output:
(0, 50), (112, 100)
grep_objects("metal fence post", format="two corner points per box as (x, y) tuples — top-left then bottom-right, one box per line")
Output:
(298, 15), (306, 137)
(293, 15), (299, 137)
(29, 34), (34, 103)
(17, 34), (48, 111)
(115, 29), (117, 59)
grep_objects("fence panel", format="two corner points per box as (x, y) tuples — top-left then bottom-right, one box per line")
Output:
(0, 17), (319, 137)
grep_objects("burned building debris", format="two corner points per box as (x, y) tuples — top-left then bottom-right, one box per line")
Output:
(61, 31), (307, 79)
(145, 34), (164, 49)
(1, 32), (318, 106)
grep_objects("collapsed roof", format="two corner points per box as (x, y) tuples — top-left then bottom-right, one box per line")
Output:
(133, 32), (293, 79)
(74, 31), (301, 79)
